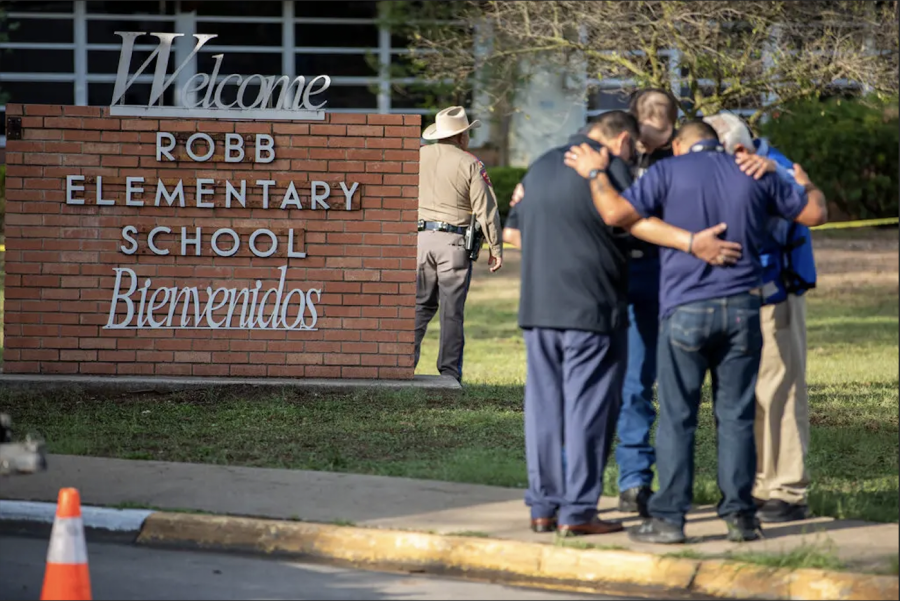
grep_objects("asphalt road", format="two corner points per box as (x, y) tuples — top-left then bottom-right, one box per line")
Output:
(0, 535), (636, 601)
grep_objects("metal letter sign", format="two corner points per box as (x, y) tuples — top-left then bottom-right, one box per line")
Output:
(108, 32), (330, 121)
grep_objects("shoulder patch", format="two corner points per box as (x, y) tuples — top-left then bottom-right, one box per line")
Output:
(462, 151), (492, 187)
(479, 164), (493, 187)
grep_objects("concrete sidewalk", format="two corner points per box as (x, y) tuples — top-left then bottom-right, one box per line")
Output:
(3, 454), (897, 574)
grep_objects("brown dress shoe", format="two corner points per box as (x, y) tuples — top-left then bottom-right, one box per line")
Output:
(557, 516), (624, 537)
(531, 517), (558, 533)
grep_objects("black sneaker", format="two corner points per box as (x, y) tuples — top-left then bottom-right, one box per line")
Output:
(618, 486), (653, 518)
(724, 512), (763, 542)
(758, 499), (810, 523)
(628, 518), (687, 544)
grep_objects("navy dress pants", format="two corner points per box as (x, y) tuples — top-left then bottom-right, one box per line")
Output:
(524, 327), (627, 525)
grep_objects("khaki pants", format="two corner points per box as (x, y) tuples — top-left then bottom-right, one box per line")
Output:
(414, 231), (472, 381)
(753, 294), (810, 505)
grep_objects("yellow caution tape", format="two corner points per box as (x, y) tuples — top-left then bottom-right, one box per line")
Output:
(810, 217), (899, 231)
(0, 218), (893, 256)
(485, 217), (897, 250)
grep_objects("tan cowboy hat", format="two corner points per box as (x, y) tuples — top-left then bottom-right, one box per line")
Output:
(422, 106), (481, 141)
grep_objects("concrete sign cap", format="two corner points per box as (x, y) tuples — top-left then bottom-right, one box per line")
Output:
(422, 106), (481, 140)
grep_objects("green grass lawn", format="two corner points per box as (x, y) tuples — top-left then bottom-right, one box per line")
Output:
(1, 231), (897, 523)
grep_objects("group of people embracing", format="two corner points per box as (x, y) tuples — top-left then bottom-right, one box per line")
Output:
(502, 89), (824, 543)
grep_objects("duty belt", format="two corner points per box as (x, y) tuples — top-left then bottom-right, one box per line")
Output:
(418, 220), (468, 235)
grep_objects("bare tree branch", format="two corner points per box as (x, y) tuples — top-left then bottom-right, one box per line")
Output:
(390, 0), (898, 120)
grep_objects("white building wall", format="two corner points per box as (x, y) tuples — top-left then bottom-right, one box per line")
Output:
(507, 65), (587, 168)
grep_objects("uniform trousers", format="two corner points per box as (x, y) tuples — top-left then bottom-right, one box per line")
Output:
(414, 230), (473, 381)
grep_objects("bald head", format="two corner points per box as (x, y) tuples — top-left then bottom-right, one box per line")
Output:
(671, 120), (720, 156)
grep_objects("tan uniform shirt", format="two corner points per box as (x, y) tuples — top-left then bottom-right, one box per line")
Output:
(418, 142), (503, 258)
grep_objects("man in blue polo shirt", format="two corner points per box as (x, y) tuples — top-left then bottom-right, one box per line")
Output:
(564, 120), (827, 543)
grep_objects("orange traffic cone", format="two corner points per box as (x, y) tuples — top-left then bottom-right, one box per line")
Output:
(41, 488), (92, 601)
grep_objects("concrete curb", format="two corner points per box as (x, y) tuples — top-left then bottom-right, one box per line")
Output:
(134, 512), (899, 601)
(0, 374), (463, 392)
(0, 500), (152, 533)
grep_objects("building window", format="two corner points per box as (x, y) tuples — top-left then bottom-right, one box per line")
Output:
(0, 0), (468, 147)
(586, 87), (630, 117)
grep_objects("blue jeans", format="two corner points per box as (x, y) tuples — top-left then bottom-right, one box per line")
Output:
(648, 293), (763, 528)
(616, 257), (660, 491)
(524, 327), (627, 525)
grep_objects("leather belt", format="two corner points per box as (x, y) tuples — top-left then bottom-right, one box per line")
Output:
(418, 220), (468, 235)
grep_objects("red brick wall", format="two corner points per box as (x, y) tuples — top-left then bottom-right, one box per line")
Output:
(3, 104), (421, 379)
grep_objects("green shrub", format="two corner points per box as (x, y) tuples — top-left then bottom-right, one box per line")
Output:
(758, 97), (899, 220)
(486, 166), (527, 225)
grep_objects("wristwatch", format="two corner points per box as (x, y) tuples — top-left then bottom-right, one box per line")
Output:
(588, 168), (607, 180)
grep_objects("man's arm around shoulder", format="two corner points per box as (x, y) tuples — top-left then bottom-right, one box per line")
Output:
(788, 165), (828, 227)
(564, 143), (743, 266)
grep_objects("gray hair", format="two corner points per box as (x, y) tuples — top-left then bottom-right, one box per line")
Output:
(702, 113), (755, 155)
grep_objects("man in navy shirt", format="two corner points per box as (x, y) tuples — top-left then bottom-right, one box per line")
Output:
(506, 90), (681, 518)
(515, 112), (743, 537)
(564, 120), (827, 543)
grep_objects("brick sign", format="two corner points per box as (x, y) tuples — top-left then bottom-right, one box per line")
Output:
(3, 104), (421, 379)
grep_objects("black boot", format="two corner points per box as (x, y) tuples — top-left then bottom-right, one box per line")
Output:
(724, 512), (763, 542)
(758, 499), (810, 523)
(628, 518), (687, 544)
(618, 486), (652, 518)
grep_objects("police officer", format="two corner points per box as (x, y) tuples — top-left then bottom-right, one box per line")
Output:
(415, 106), (503, 383)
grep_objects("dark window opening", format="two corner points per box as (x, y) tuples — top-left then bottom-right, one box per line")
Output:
(194, 22), (282, 47)
(86, 1), (175, 15)
(4, 49), (74, 73)
(325, 85), (376, 110)
(7, 1), (74, 13)
(3, 18), (73, 43)
(587, 88), (630, 113)
(294, 1), (377, 20)
(183, 1), (282, 17)
(88, 19), (176, 45)
(2, 81), (75, 105)
(89, 48), (179, 74)
(295, 24), (378, 48)
(295, 53), (377, 78)
(90, 82), (175, 106)
(197, 52), (282, 77)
